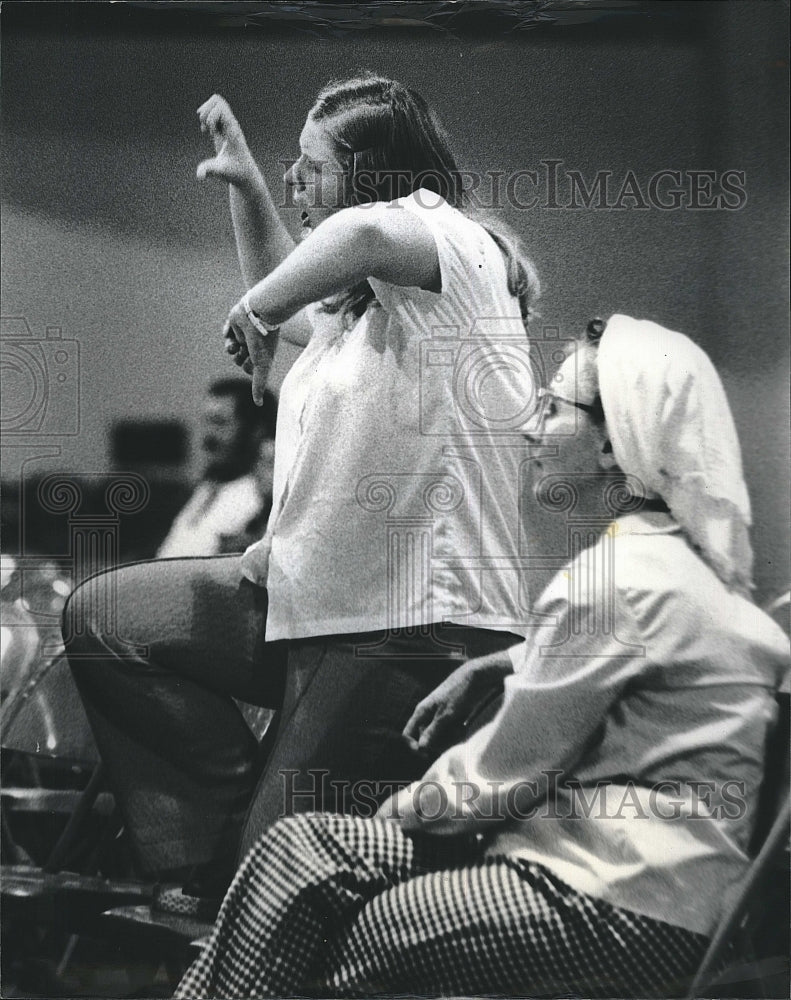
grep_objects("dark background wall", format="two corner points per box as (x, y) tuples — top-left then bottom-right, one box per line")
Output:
(1, 1), (788, 598)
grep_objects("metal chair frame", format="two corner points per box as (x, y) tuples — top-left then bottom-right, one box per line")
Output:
(686, 689), (790, 998)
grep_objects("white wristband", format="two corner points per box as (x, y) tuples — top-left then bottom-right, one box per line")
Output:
(242, 292), (280, 337)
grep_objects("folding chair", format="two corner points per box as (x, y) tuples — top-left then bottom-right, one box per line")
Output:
(686, 688), (790, 998)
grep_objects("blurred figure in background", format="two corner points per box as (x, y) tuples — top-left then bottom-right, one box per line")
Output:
(157, 379), (277, 558)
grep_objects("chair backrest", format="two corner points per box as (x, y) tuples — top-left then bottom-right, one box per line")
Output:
(750, 687), (790, 853)
(686, 688), (790, 998)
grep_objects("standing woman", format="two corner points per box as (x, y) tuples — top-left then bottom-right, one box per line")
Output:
(64, 74), (540, 904)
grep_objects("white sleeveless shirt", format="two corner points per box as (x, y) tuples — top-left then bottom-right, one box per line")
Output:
(242, 191), (537, 641)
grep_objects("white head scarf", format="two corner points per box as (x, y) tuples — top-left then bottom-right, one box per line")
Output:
(597, 314), (753, 595)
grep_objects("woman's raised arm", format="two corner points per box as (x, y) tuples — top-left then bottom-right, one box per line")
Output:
(197, 95), (312, 348)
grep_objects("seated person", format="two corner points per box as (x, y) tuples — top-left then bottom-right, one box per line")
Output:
(174, 314), (790, 999)
(157, 379), (277, 558)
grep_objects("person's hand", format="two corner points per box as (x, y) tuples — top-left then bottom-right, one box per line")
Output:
(223, 299), (273, 405)
(197, 94), (258, 189)
(403, 655), (510, 757)
(224, 320), (253, 376)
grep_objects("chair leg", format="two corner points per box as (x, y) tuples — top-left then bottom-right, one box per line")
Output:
(54, 933), (79, 979)
(2, 806), (32, 865)
(43, 762), (105, 873)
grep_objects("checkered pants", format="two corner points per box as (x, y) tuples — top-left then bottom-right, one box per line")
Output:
(174, 814), (708, 999)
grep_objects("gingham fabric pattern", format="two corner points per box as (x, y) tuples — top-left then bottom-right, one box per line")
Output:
(174, 814), (707, 999)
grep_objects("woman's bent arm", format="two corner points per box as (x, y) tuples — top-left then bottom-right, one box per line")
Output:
(228, 175), (296, 289)
(243, 205), (441, 326)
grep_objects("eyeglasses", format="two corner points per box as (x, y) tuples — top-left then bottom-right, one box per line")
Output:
(537, 386), (598, 416)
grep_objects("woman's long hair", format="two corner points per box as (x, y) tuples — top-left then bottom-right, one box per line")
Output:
(309, 73), (540, 327)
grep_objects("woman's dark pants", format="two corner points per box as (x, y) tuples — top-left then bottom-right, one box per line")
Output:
(63, 555), (516, 875)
